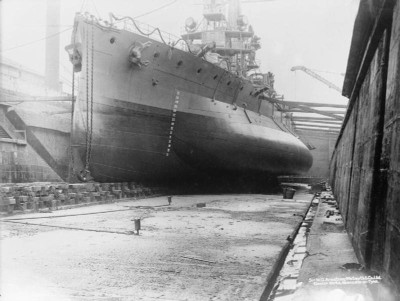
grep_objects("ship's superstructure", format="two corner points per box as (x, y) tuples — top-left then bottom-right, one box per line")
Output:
(182, 0), (275, 96)
(65, 0), (312, 184)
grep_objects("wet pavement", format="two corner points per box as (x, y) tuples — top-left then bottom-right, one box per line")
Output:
(0, 193), (313, 301)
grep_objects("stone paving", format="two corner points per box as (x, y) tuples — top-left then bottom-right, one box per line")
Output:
(0, 182), (163, 215)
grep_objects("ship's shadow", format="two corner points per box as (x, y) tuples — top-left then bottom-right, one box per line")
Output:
(158, 172), (283, 195)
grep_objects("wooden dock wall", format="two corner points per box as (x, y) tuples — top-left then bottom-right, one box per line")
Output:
(330, 0), (400, 295)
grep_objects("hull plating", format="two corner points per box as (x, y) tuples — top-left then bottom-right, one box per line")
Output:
(70, 16), (313, 182)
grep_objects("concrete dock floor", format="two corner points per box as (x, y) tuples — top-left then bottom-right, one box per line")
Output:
(0, 192), (313, 301)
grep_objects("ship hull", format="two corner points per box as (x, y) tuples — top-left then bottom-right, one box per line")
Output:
(69, 16), (313, 183)
(72, 97), (312, 182)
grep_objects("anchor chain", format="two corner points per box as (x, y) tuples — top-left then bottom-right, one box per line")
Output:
(80, 19), (95, 182)
(67, 69), (76, 182)
(68, 22), (79, 183)
(88, 18), (94, 167)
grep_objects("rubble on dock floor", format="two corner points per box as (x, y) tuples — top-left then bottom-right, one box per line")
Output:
(0, 182), (164, 214)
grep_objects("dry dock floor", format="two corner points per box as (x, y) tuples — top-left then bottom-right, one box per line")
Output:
(0, 192), (313, 301)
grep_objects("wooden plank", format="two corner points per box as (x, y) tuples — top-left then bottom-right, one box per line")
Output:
(292, 117), (343, 123)
(295, 127), (340, 132)
(264, 98), (345, 120)
(294, 123), (341, 129)
(281, 109), (345, 114)
(294, 120), (343, 125)
(0, 96), (72, 103)
(280, 107), (345, 119)
(264, 98), (347, 108)
(278, 107), (346, 113)
(296, 131), (339, 138)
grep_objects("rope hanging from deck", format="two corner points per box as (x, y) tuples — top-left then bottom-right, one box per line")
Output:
(68, 21), (78, 183)
(67, 69), (76, 182)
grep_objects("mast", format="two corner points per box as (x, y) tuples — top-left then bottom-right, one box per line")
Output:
(228, 0), (241, 29)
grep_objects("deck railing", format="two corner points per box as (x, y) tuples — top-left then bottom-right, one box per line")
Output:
(110, 14), (189, 51)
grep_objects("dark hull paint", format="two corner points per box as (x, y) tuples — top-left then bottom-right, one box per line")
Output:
(70, 16), (313, 183)
(72, 98), (312, 182)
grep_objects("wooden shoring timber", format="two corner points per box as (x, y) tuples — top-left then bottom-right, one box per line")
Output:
(294, 124), (340, 130)
(296, 131), (340, 136)
(295, 130), (340, 137)
(262, 97), (345, 120)
(295, 123), (340, 129)
(0, 96), (72, 103)
(295, 126), (340, 133)
(296, 131), (339, 139)
(281, 107), (345, 120)
(280, 108), (346, 114)
(294, 127), (341, 133)
(293, 120), (343, 125)
(291, 117), (343, 123)
(295, 128), (339, 135)
(263, 98), (348, 108)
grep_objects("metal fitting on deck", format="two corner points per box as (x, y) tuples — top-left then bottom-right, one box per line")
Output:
(134, 219), (141, 235)
(128, 41), (152, 68)
(77, 169), (91, 182)
(65, 44), (82, 72)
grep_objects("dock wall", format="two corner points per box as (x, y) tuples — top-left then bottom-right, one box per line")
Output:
(0, 105), (69, 182)
(330, 0), (400, 295)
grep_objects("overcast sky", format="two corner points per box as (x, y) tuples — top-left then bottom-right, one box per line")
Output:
(1, 0), (360, 105)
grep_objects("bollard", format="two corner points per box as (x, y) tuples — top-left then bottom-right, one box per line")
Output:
(33, 197), (39, 211)
(168, 196), (172, 205)
(7, 204), (14, 214)
(8, 197), (16, 213)
(134, 219), (141, 235)
(283, 187), (296, 199)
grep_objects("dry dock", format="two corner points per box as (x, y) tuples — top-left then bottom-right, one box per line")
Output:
(2, 0), (400, 299)
(1, 192), (312, 301)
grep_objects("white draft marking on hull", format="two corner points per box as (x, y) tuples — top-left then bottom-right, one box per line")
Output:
(166, 90), (181, 156)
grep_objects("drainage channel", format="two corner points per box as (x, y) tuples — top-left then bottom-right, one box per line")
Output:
(262, 194), (320, 301)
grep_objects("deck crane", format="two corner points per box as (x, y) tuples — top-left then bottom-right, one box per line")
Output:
(290, 66), (342, 93)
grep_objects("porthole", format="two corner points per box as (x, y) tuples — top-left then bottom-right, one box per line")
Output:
(197, 68), (202, 73)
(110, 37), (116, 44)
(213, 75), (218, 80)
(227, 81), (231, 86)
(177, 60), (183, 66)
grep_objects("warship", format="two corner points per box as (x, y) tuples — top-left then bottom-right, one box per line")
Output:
(65, 0), (313, 184)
